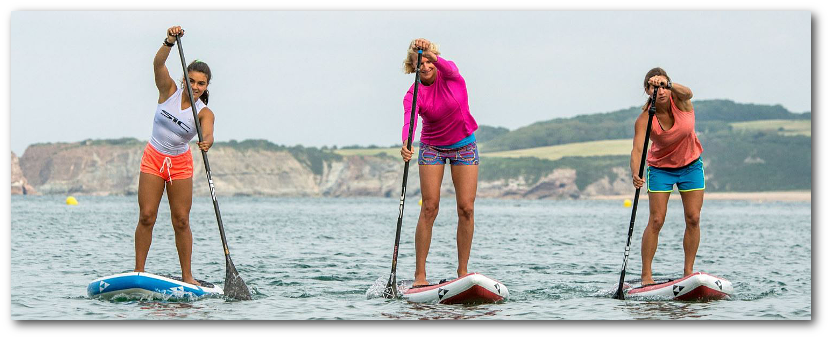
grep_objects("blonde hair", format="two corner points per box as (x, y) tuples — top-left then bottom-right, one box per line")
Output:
(403, 39), (441, 74)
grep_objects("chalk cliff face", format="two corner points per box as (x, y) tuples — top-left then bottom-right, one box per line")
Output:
(191, 146), (319, 197)
(11, 152), (38, 195)
(19, 140), (142, 195)
(16, 141), (632, 199)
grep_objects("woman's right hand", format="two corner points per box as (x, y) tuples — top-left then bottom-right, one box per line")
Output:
(412, 38), (437, 62)
(401, 144), (414, 162)
(632, 174), (645, 189)
(166, 26), (184, 45)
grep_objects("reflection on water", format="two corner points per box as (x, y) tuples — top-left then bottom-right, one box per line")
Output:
(620, 300), (714, 320)
(382, 303), (502, 320)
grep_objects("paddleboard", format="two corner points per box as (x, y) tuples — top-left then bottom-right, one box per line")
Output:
(624, 272), (733, 301)
(87, 272), (223, 300)
(402, 273), (508, 304)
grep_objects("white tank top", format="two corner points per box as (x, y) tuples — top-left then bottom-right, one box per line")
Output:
(149, 87), (205, 155)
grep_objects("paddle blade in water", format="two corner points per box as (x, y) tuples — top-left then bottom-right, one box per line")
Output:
(224, 257), (252, 301)
(382, 274), (398, 299)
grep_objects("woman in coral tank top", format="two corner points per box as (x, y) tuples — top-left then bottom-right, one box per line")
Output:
(631, 67), (704, 285)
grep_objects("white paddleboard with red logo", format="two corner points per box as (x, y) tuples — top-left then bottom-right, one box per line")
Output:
(401, 273), (508, 304)
(624, 272), (733, 301)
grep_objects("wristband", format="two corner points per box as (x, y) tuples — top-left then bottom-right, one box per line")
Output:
(163, 38), (175, 47)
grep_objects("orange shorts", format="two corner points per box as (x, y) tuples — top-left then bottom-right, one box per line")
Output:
(140, 143), (194, 182)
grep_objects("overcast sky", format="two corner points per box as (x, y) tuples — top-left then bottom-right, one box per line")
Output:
(7, 10), (811, 155)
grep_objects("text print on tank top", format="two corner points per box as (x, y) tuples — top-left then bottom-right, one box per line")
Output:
(149, 87), (204, 156)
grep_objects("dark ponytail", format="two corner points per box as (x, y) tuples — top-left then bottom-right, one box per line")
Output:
(184, 60), (212, 104)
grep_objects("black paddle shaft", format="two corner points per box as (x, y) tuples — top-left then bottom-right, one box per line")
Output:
(383, 49), (423, 299)
(174, 35), (251, 300)
(613, 84), (661, 300)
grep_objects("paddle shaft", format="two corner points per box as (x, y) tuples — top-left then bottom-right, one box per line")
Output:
(613, 86), (659, 300)
(175, 35), (250, 300)
(384, 50), (423, 298)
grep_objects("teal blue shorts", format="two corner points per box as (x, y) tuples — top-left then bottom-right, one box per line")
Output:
(647, 157), (705, 193)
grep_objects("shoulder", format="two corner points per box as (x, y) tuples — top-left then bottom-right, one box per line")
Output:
(671, 93), (694, 113)
(198, 106), (214, 119)
(403, 84), (415, 98)
(159, 86), (181, 104)
(634, 110), (650, 128)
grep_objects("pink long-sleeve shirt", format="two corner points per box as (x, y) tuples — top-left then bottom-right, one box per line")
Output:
(402, 56), (478, 146)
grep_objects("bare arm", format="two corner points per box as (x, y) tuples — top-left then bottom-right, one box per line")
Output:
(630, 111), (649, 188)
(154, 26), (184, 104)
(196, 107), (215, 152)
(670, 82), (694, 112)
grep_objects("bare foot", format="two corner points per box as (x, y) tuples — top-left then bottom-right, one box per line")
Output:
(641, 278), (656, 286)
(412, 279), (430, 288)
(457, 269), (468, 277)
(183, 277), (201, 286)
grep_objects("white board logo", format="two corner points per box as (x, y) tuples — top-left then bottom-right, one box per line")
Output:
(715, 280), (722, 290)
(437, 288), (449, 300)
(672, 285), (685, 296)
(99, 281), (109, 293)
(494, 283), (501, 294)
(170, 286), (185, 297)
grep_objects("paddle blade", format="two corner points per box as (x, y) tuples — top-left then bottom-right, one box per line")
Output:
(613, 287), (626, 300)
(224, 256), (252, 301)
(382, 274), (397, 299)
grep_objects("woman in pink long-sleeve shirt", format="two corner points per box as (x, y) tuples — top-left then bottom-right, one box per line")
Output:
(400, 38), (479, 287)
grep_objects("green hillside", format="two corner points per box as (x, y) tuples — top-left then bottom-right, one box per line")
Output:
(482, 99), (810, 152)
(282, 99), (814, 192)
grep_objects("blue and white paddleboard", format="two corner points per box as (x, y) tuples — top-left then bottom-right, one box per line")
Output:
(87, 272), (223, 300)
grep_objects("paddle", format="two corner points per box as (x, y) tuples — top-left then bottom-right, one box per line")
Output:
(613, 82), (662, 300)
(383, 49), (423, 299)
(174, 34), (252, 301)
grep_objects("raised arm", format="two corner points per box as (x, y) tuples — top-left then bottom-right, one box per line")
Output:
(669, 82), (694, 112)
(154, 26), (183, 103)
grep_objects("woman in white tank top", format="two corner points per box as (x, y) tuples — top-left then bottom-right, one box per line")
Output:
(134, 25), (215, 286)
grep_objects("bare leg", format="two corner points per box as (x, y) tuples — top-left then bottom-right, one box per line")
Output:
(450, 164), (478, 278)
(679, 190), (704, 276)
(135, 173), (166, 272)
(414, 164), (445, 286)
(166, 177), (199, 286)
(641, 192), (670, 285)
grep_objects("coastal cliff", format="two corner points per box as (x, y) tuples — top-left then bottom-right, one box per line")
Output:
(11, 152), (38, 195)
(15, 139), (632, 198)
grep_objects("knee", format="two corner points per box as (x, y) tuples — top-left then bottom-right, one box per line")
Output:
(684, 213), (701, 228)
(171, 214), (191, 233)
(138, 210), (157, 228)
(421, 201), (440, 220)
(648, 214), (665, 231)
(457, 203), (474, 221)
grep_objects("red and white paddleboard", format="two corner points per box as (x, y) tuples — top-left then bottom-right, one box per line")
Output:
(624, 272), (733, 301)
(402, 273), (508, 304)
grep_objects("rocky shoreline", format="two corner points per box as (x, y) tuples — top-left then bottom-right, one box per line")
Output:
(10, 140), (813, 201)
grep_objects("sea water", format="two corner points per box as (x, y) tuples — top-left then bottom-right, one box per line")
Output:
(10, 195), (811, 320)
